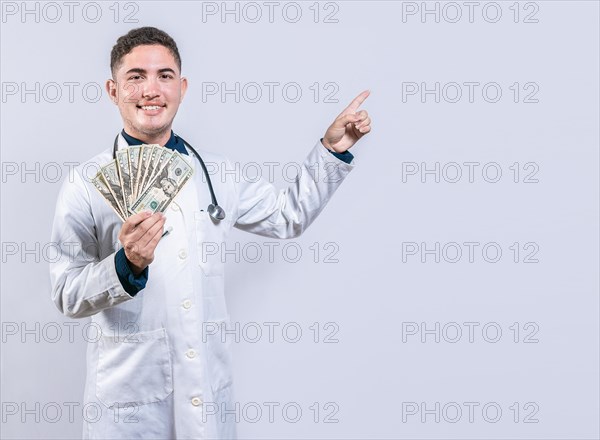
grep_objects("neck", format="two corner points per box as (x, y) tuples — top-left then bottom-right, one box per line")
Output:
(125, 128), (171, 146)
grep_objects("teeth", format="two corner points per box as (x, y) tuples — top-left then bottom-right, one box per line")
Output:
(141, 105), (161, 110)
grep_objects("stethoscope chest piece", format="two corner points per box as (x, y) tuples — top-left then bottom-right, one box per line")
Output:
(208, 204), (226, 221)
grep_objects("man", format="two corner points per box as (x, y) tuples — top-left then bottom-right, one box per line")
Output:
(50, 27), (371, 439)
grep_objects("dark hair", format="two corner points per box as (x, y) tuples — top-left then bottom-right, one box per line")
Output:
(110, 27), (181, 76)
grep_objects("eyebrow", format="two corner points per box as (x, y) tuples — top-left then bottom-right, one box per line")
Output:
(125, 68), (177, 75)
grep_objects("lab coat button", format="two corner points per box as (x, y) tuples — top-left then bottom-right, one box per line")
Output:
(182, 299), (192, 309)
(178, 249), (187, 259)
(186, 349), (196, 359)
(191, 397), (202, 406)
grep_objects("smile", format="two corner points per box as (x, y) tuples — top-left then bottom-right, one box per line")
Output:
(139, 105), (163, 110)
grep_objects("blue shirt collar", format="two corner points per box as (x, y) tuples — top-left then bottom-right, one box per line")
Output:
(121, 129), (188, 155)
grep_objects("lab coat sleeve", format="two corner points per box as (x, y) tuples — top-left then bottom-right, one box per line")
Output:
(50, 168), (135, 318)
(233, 139), (355, 238)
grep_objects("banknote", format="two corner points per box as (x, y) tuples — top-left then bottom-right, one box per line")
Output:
(128, 146), (141, 201)
(147, 147), (173, 188)
(144, 145), (162, 190)
(137, 145), (153, 196)
(92, 172), (126, 221)
(100, 160), (126, 216)
(116, 149), (132, 210)
(129, 152), (193, 215)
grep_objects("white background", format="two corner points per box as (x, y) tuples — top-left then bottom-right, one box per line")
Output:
(1, 1), (599, 438)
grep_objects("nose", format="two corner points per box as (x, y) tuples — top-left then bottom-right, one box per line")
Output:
(141, 77), (161, 101)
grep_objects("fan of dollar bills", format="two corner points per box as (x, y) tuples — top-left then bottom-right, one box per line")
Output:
(92, 144), (194, 221)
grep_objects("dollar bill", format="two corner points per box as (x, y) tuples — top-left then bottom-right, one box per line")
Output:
(146, 147), (173, 189)
(145, 145), (163, 188)
(100, 160), (126, 216)
(91, 172), (126, 221)
(128, 146), (141, 201)
(136, 145), (150, 196)
(138, 144), (158, 197)
(129, 152), (193, 215)
(116, 148), (132, 211)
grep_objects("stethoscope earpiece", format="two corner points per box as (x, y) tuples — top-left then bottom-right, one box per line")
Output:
(113, 133), (225, 221)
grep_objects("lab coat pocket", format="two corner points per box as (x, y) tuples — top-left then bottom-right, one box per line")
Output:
(195, 211), (225, 276)
(205, 316), (234, 394)
(96, 327), (173, 408)
(203, 276), (233, 394)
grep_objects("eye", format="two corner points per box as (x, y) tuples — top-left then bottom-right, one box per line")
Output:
(160, 73), (174, 79)
(128, 75), (142, 80)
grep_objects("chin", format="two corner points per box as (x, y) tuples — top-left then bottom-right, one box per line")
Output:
(136, 123), (170, 137)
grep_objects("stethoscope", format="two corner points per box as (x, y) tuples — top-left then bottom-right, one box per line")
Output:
(113, 133), (226, 221)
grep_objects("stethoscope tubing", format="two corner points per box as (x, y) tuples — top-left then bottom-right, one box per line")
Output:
(112, 133), (224, 219)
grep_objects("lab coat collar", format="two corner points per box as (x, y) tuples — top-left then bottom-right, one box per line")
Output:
(120, 129), (188, 155)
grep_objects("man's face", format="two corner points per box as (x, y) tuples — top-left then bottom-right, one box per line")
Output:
(107, 44), (187, 142)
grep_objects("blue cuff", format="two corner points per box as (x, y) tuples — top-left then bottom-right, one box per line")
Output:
(321, 138), (354, 164)
(114, 248), (148, 296)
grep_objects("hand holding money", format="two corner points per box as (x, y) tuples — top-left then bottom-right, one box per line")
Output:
(118, 211), (166, 275)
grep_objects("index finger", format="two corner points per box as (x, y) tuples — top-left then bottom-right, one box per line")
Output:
(122, 210), (153, 233)
(342, 90), (370, 113)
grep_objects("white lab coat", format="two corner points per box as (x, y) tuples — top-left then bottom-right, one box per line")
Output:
(49, 134), (355, 439)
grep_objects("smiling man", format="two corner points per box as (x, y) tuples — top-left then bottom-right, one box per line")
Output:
(108, 38), (185, 147)
(50, 27), (371, 439)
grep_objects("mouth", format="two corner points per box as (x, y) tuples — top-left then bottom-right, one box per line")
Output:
(137, 104), (165, 113)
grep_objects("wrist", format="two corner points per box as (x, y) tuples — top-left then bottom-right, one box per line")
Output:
(114, 249), (149, 296)
(321, 137), (333, 151)
(124, 253), (145, 276)
(130, 265), (145, 277)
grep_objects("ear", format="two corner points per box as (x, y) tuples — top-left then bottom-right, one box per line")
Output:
(179, 77), (188, 103)
(106, 79), (118, 104)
